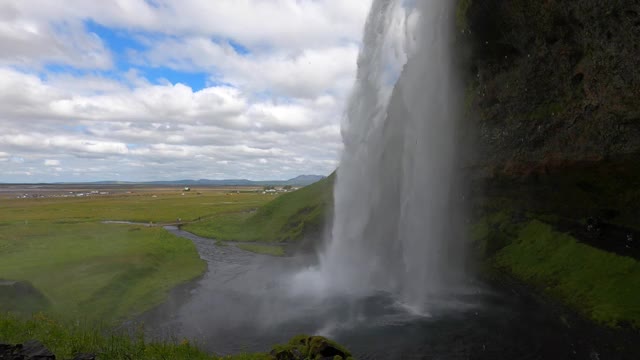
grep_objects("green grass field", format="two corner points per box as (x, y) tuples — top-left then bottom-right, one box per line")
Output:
(185, 174), (334, 243)
(0, 189), (273, 321)
(0, 189), (272, 224)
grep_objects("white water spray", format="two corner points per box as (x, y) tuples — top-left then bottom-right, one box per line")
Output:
(294, 0), (466, 312)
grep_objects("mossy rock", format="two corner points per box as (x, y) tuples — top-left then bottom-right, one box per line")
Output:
(270, 335), (352, 360)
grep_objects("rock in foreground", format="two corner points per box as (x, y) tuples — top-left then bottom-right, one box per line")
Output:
(270, 335), (353, 360)
(0, 340), (55, 360)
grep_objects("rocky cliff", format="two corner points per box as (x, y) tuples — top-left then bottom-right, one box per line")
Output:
(458, 0), (640, 331)
(460, 0), (640, 175)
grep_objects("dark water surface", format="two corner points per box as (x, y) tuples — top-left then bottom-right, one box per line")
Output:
(137, 227), (637, 359)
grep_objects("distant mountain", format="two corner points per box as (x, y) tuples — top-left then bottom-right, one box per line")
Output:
(42, 175), (326, 187)
(282, 175), (326, 186)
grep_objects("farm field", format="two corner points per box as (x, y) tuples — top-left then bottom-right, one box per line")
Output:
(0, 186), (275, 321)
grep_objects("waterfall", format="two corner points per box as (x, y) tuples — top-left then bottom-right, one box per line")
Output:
(294, 0), (466, 312)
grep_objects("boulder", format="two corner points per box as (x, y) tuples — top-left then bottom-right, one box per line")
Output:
(21, 340), (55, 360)
(0, 343), (21, 359)
(0, 340), (55, 360)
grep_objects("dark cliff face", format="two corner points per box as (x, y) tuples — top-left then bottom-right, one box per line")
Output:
(461, 0), (640, 175)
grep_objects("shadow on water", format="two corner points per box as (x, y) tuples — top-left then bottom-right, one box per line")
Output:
(131, 227), (638, 359)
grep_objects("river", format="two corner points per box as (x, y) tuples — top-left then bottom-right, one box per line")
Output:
(133, 226), (636, 359)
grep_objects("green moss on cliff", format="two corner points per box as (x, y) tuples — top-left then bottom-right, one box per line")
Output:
(456, 0), (472, 31)
(477, 217), (640, 328)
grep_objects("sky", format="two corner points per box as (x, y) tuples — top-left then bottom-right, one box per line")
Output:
(0, 0), (373, 182)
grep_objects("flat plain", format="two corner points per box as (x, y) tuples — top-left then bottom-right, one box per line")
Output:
(0, 185), (274, 321)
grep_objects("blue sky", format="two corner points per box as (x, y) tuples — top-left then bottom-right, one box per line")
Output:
(0, 0), (372, 182)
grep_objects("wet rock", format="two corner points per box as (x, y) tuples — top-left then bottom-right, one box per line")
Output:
(71, 353), (96, 360)
(21, 340), (55, 360)
(0, 340), (55, 360)
(0, 343), (22, 359)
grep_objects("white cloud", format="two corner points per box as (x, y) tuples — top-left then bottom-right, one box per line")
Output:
(0, 6), (112, 69)
(0, 0), (372, 182)
(138, 38), (360, 99)
(0, 68), (345, 181)
(3, 0), (370, 50)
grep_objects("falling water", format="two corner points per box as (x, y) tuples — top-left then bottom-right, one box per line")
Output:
(295, 0), (466, 312)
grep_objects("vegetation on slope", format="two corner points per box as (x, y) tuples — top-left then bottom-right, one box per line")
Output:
(473, 214), (640, 328)
(185, 174), (335, 243)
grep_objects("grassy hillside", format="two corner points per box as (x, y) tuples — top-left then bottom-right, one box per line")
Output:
(473, 213), (640, 328)
(185, 174), (335, 243)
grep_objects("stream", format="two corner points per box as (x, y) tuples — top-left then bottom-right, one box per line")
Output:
(132, 226), (637, 359)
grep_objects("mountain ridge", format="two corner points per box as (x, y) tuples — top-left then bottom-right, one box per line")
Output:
(1, 175), (327, 187)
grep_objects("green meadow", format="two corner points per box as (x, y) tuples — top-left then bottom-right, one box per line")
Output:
(185, 174), (334, 243)
(0, 189), (274, 321)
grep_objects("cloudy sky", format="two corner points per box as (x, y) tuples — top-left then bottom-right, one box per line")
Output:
(0, 0), (372, 182)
